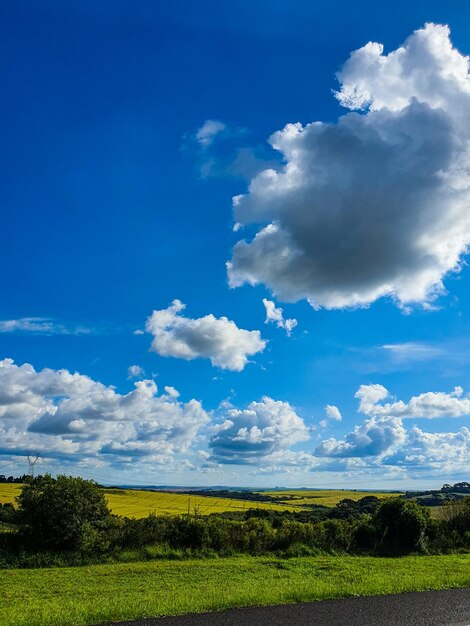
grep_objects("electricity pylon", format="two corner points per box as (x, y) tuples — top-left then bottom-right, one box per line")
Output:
(27, 454), (39, 477)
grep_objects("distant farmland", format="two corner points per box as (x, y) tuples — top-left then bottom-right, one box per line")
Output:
(0, 483), (401, 517)
(261, 489), (402, 507)
(104, 488), (290, 516)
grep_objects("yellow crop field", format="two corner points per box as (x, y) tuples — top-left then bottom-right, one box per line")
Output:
(105, 489), (403, 518)
(0, 484), (297, 516)
(104, 489), (292, 518)
(0, 483), (402, 518)
(263, 489), (402, 507)
(0, 483), (21, 505)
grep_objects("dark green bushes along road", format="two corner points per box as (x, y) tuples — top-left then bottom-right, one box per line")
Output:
(1, 475), (470, 568)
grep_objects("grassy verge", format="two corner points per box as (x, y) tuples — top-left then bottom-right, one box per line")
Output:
(1, 554), (470, 626)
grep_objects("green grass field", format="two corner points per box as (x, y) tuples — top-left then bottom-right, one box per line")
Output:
(0, 484), (401, 518)
(1, 554), (470, 626)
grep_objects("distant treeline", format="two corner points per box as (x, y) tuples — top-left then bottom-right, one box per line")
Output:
(169, 489), (293, 503)
(0, 475), (29, 484)
(406, 482), (470, 506)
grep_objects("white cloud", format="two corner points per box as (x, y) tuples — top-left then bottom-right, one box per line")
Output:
(145, 300), (266, 371)
(262, 298), (297, 336)
(196, 119), (227, 146)
(356, 383), (470, 419)
(316, 382), (470, 475)
(335, 24), (470, 114)
(316, 416), (406, 458)
(324, 404), (342, 422)
(0, 358), (209, 465)
(164, 386), (180, 398)
(209, 396), (310, 464)
(0, 318), (90, 335)
(228, 24), (470, 310)
(127, 365), (144, 379)
(390, 426), (470, 473)
(319, 405), (342, 429)
(381, 342), (442, 362)
(354, 384), (391, 415)
(6, 355), (470, 478)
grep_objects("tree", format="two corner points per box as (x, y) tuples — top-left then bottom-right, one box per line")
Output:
(373, 497), (430, 554)
(17, 474), (111, 550)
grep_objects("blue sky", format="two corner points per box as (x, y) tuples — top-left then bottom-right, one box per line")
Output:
(2, 0), (470, 488)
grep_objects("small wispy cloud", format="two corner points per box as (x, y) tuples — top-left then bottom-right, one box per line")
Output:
(262, 299), (297, 336)
(195, 119), (227, 147)
(381, 342), (442, 362)
(0, 318), (91, 336)
(183, 119), (279, 181)
(319, 404), (342, 428)
(127, 365), (145, 379)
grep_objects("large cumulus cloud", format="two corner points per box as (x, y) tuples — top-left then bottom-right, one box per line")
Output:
(145, 300), (266, 371)
(316, 416), (406, 458)
(389, 426), (470, 473)
(209, 396), (310, 464)
(228, 24), (470, 309)
(0, 358), (209, 466)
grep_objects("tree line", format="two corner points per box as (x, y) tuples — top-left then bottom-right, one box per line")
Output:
(0, 474), (29, 484)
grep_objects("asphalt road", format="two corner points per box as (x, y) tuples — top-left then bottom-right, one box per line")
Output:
(104, 588), (470, 626)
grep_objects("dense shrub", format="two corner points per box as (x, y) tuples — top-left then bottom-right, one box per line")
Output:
(372, 498), (431, 554)
(0, 503), (17, 524)
(17, 474), (112, 551)
(353, 520), (378, 552)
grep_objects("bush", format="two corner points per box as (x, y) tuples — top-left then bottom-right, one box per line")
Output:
(17, 474), (112, 551)
(441, 498), (470, 535)
(353, 519), (378, 552)
(373, 498), (430, 554)
(431, 498), (470, 551)
(0, 503), (17, 525)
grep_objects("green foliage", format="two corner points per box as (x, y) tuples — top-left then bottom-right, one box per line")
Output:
(430, 497), (470, 551)
(0, 502), (17, 524)
(17, 474), (112, 551)
(332, 496), (380, 519)
(373, 498), (431, 554)
(1, 487), (469, 567)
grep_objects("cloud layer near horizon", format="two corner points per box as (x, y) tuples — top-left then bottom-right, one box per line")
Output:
(0, 358), (209, 467)
(317, 384), (470, 475)
(228, 24), (470, 310)
(0, 359), (312, 472)
(3, 357), (470, 478)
